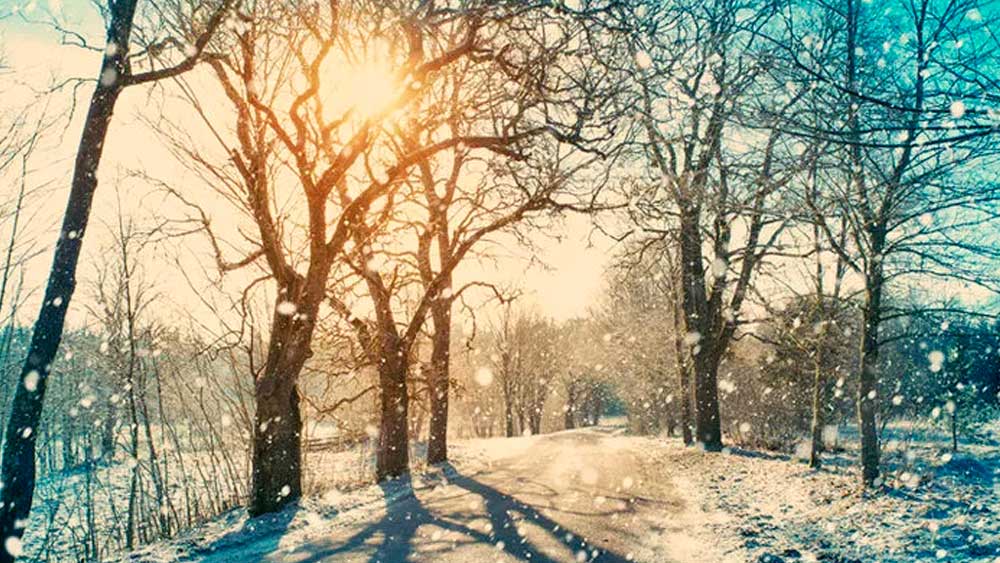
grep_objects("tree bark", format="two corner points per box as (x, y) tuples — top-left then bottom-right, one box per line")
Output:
(679, 211), (723, 451)
(376, 360), (410, 481)
(564, 382), (577, 430)
(61, 415), (75, 469)
(672, 294), (694, 446)
(249, 368), (303, 516)
(0, 3), (134, 551)
(426, 297), (452, 465)
(809, 357), (825, 469)
(101, 403), (118, 459)
(504, 384), (516, 437)
(590, 389), (604, 426)
(248, 300), (315, 516)
(858, 268), (883, 487)
(529, 403), (542, 435)
(692, 345), (723, 450)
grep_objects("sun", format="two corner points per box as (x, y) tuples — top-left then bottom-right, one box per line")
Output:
(323, 62), (400, 121)
(350, 65), (399, 119)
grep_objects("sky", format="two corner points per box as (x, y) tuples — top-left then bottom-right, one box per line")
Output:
(0, 1), (613, 331)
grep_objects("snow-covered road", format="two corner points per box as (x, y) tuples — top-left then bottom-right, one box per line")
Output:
(180, 427), (719, 563)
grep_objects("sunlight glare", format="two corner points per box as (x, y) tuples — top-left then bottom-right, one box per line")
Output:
(340, 63), (399, 121)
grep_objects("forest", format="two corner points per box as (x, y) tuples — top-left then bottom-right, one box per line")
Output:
(1, 0), (1000, 562)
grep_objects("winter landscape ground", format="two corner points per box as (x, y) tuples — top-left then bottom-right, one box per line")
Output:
(105, 421), (1000, 563)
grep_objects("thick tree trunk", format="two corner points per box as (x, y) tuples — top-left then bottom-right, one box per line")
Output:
(692, 348), (723, 450)
(0, 7), (133, 550)
(426, 301), (451, 465)
(858, 269), (883, 487)
(248, 372), (302, 516)
(248, 307), (313, 516)
(678, 212), (723, 451)
(376, 361), (410, 481)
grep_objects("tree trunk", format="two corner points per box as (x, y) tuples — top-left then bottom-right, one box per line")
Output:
(62, 415), (75, 470)
(0, 4), (134, 549)
(951, 408), (958, 452)
(591, 393), (602, 426)
(248, 306), (313, 516)
(809, 355), (824, 469)
(249, 372), (302, 516)
(692, 347), (723, 450)
(426, 300), (451, 465)
(564, 383), (577, 430)
(376, 360), (409, 481)
(504, 392), (515, 437)
(858, 268), (883, 487)
(672, 295), (694, 446)
(678, 211), (723, 451)
(101, 402), (118, 459)
(529, 405), (542, 435)
(677, 359), (694, 446)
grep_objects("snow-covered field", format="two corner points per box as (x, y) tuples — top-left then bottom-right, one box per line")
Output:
(29, 422), (1000, 563)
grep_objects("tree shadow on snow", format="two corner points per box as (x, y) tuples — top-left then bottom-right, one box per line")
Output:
(723, 447), (792, 462)
(189, 504), (302, 562)
(288, 463), (634, 563)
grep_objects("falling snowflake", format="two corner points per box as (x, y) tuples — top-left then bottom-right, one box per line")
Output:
(950, 100), (966, 119)
(928, 350), (945, 372)
(23, 370), (39, 392)
(711, 257), (727, 278)
(276, 301), (297, 316)
(99, 68), (118, 87)
(684, 331), (701, 346)
(635, 51), (653, 70)
(474, 367), (494, 387)
(4, 536), (23, 558)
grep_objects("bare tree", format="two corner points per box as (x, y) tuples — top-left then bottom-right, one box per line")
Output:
(604, 239), (691, 441)
(612, 0), (816, 450)
(155, 0), (609, 511)
(0, 1), (233, 553)
(770, 0), (1000, 486)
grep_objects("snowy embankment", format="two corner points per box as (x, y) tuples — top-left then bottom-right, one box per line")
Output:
(110, 425), (1000, 563)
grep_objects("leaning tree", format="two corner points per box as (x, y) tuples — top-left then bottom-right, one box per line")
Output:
(0, 1), (233, 554)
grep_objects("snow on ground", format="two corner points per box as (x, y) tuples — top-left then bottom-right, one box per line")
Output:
(656, 426), (1000, 563)
(93, 423), (1000, 562)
